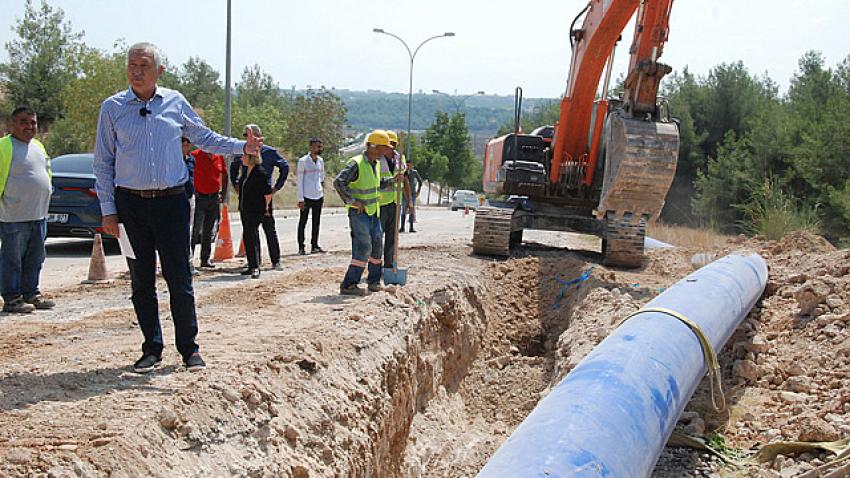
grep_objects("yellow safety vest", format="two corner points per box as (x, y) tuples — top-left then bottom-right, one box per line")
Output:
(0, 135), (50, 199)
(346, 155), (380, 217)
(378, 153), (405, 206)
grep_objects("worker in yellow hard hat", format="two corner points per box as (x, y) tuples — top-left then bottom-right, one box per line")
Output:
(333, 130), (394, 295)
(378, 130), (411, 270)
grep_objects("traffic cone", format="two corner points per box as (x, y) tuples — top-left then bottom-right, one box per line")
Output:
(82, 233), (111, 284)
(236, 236), (246, 257)
(214, 204), (234, 261)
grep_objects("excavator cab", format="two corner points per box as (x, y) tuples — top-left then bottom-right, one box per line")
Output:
(482, 134), (548, 197)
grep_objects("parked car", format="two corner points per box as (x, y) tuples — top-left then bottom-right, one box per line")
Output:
(450, 189), (480, 211)
(47, 153), (106, 239)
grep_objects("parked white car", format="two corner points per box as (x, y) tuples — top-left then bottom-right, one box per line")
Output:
(450, 190), (480, 211)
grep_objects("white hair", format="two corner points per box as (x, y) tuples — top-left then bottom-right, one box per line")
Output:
(244, 124), (262, 135)
(128, 42), (162, 68)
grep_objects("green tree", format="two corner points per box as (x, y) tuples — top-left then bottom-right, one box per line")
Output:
(175, 56), (223, 111)
(692, 131), (756, 230)
(690, 51), (850, 240)
(785, 52), (850, 236)
(0, 0), (83, 129)
(424, 111), (476, 189)
(235, 64), (281, 109)
(280, 87), (346, 171)
(404, 131), (447, 204)
(44, 45), (125, 155)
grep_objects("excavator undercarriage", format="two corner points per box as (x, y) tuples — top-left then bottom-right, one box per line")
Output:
(472, 112), (678, 268)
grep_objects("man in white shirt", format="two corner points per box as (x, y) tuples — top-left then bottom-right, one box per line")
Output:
(296, 137), (325, 255)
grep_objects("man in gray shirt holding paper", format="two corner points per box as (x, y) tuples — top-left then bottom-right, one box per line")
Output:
(0, 106), (56, 314)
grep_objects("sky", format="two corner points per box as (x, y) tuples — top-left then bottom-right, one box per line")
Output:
(0, 0), (848, 98)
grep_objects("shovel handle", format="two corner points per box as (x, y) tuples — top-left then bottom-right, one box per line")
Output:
(393, 179), (402, 270)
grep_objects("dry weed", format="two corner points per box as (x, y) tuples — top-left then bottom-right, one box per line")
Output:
(647, 222), (730, 249)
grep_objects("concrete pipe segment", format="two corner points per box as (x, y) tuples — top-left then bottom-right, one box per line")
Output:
(477, 253), (768, 478)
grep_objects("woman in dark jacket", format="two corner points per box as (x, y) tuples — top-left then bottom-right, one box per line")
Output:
(238, 153), (272, 279)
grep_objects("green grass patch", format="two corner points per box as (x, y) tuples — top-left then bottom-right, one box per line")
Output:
(736, 179), (820, 240)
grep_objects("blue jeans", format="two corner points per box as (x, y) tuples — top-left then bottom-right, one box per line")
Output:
(0, 219), (47, 302)
(116, 189), (198, 361)
(341, 209), (383, 288)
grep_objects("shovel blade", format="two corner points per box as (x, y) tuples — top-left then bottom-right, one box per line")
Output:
(382, 267), (408, 286)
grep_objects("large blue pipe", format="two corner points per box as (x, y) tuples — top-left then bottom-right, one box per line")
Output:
(477, 253), (768, 478)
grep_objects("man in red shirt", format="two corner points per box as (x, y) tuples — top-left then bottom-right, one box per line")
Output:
(191, 148), (228, 268)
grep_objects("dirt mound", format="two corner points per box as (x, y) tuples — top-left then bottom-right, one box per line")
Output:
(766, 230), (836, 256)
(668, 237), (850, 477)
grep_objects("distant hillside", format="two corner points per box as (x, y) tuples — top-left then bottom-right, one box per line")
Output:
(316, 89), (554, 135)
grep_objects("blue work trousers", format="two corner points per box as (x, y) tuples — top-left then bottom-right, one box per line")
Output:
(341, 209), (383, 288)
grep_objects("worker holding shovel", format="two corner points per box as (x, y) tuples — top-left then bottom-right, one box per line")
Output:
(379, 131), (411, 285)
(334, 130), (393, 296)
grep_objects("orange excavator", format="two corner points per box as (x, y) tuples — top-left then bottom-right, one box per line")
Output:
(473, 0), (679, 267)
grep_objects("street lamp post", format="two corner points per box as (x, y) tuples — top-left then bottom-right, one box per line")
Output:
(223, 0), (232, 138)
(373, 28), (454, 165)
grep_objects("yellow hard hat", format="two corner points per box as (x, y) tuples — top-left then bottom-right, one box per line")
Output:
(366, 129), (391, 147)
(386, 130), (399, 144)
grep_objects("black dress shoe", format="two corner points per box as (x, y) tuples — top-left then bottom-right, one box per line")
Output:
(240, 269), (252, 276)
(184, 352), (206, 371)
(133, 354), (162, 374)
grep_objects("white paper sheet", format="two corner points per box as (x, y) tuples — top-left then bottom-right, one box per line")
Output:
(117, 223), (135, 259)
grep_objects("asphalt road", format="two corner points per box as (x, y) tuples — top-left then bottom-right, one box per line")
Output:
(40, 206), (479, 291)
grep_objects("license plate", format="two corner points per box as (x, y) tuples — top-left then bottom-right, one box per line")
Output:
(47, 213), (69, 223)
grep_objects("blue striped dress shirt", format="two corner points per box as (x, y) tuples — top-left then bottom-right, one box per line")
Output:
(94, 86), (246, 216)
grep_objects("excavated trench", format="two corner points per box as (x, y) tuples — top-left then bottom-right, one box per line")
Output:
(342, 252), (646, 478)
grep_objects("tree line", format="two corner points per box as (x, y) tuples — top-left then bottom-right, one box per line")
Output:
(339, 89), (548, 133)
(0, 0), (347, 168)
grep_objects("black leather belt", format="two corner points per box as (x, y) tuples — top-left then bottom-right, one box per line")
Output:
(195, 192), (220, 197)
(117, 186), (185, 198)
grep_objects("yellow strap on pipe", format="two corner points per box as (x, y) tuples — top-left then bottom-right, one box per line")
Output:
(623, 306), (726, 411)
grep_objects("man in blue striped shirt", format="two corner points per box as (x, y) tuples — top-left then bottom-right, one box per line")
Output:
(94, 42), (263, 374)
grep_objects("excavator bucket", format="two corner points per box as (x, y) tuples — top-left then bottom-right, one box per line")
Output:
(597, 113), (679, 222)
(594, 113), (678, 268)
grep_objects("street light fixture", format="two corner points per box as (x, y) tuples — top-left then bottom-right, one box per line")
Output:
(373, 28), (455, 164)
(432, 89), (485, 114)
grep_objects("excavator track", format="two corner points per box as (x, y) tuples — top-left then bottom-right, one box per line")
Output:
(602, 213), (646, 268)
(472, 207), (515, 257)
